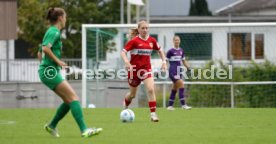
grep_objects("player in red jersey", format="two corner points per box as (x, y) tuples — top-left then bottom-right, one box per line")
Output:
(120, 20), (167, 122)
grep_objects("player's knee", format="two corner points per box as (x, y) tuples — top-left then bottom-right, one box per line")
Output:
(147, 88), (154, 95)
(129, 92), (136, 99)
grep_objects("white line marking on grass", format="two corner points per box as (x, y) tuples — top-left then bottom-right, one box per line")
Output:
(0, 120), (16, 125)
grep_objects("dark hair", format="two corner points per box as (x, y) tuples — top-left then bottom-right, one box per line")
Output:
(46, 8), (65, 24)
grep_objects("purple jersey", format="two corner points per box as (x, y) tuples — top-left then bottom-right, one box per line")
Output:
(166, 48), (185, 82)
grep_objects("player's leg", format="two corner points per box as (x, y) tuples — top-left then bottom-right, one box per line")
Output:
(143, 77), (159, 122)
(46, 89), (70, 131)
(167, 73), (178, 110)
(124, 85), (138, 109)
(175, 79), (191, 110)
(167, 83), (177, 110)
(54, 81), (102, 137)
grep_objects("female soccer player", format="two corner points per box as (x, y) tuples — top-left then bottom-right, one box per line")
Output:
(166, 35), (192, 110)
(121, 20), (167, 122)
(38, 8), (102, 138)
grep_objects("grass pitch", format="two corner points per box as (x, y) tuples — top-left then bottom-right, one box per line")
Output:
(0, 108), (275, 144)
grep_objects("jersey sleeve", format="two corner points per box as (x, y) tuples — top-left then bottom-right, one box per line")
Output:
(42, 31), (59, 48)
(123, 39), (135, 52)
(166, 50), (171, 59)
(152, 38), (161, 51)
(182, 49), (186, 60)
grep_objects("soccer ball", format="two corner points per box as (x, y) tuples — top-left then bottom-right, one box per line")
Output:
(120, 109), (135, 123)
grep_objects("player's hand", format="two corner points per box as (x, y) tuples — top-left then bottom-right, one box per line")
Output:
(125, 62), (133, 71)
(57, 60), (68, 68)
(161, 63), (167, 72)
(186, 67), (192, 77)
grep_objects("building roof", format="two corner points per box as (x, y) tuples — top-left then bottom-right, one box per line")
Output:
(139, 15), (276, 23)
(217, 0), (276, 15)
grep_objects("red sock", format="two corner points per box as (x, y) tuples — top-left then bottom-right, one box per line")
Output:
(124, 98), (131, 107)
(148, 101), (156, 113)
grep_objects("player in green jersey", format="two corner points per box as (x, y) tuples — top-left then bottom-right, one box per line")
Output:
(38, 7), (102, 138)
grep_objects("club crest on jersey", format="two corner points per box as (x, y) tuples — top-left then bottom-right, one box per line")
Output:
(149, 43), (153, 48)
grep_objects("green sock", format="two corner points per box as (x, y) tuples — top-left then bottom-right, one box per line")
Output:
(69, 101), (87, 132)
(49, 103), (70, 129)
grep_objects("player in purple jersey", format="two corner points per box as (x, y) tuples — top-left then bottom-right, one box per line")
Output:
(166, 35), (192, 110)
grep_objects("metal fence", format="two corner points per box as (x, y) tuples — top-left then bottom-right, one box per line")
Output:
(0, 59), (82, 82)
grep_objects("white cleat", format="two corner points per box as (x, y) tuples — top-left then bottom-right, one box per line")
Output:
(44, 124), (60, 138)
(167, 106), (175, 111)
(123, 101), (128, 109)
(150, 112), (159, 122)
(182, 105), (192, 110)
(81, 127), (103, 138)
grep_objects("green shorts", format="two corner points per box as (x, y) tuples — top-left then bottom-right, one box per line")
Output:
(38, 66), (65, 90)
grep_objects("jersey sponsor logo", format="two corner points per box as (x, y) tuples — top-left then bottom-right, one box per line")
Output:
(130, 49), (153, 56)
(169, 56), (182, 61)
(138, 44), (143, 46)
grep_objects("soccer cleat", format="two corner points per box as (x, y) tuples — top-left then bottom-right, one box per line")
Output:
(123, 100), (128, 109)
(44, 124), (60, 138)
(167, 106), (175, 111)
(81, 127), (103, 138)
(182, 105), (192, 110)
(150, 112), (159, 122)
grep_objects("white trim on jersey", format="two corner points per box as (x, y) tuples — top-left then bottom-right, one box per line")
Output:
(138, 35), (149, 41)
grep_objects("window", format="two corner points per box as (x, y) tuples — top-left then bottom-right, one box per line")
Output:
(255, 34), (264, 59)
(150, 34), (159, 58)
(229, 33), (251, 60)
(228, 33), (264, 60)
(176, 33), (212, 60)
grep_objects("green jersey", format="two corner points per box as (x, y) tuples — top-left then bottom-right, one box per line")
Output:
(40, 26), (62, 68)
(38, 26), (64, 90)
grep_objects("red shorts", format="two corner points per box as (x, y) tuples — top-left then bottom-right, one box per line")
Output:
(128, 67), (152, 87)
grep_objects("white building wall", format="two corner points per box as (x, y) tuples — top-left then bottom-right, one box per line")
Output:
(213, 29), (228, 62)
(265, 31), (276, 63)
(244, 9), (276, 16)
(0, 40), (15, 59)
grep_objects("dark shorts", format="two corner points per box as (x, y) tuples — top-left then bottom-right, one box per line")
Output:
(169, 72), (183, 83)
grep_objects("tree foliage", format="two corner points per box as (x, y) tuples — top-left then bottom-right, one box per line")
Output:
(18, 0), (123, 58)
(189, 0), (212, 16)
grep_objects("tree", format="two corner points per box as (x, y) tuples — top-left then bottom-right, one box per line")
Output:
(189, 0), (212, 16)
(18, 0), (123, 58)
(189, 0), (197, 16)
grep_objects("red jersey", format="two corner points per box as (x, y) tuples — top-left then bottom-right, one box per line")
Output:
(123, 35), (161, 68)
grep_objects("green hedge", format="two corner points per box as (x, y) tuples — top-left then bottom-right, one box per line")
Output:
(155, 60), (276, 108)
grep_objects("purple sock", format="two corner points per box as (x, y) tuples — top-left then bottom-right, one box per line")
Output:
(168, 90), (177, 106)
(179, 88), (186, 106)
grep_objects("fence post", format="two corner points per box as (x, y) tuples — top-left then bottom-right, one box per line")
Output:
(162, 83), (166, 108)
(231, 83), (234, 108)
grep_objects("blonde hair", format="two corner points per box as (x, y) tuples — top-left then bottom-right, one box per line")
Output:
(128, 28), (139, 39)
(173, 35), (180, 40)
(137, 20), (148, 28)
